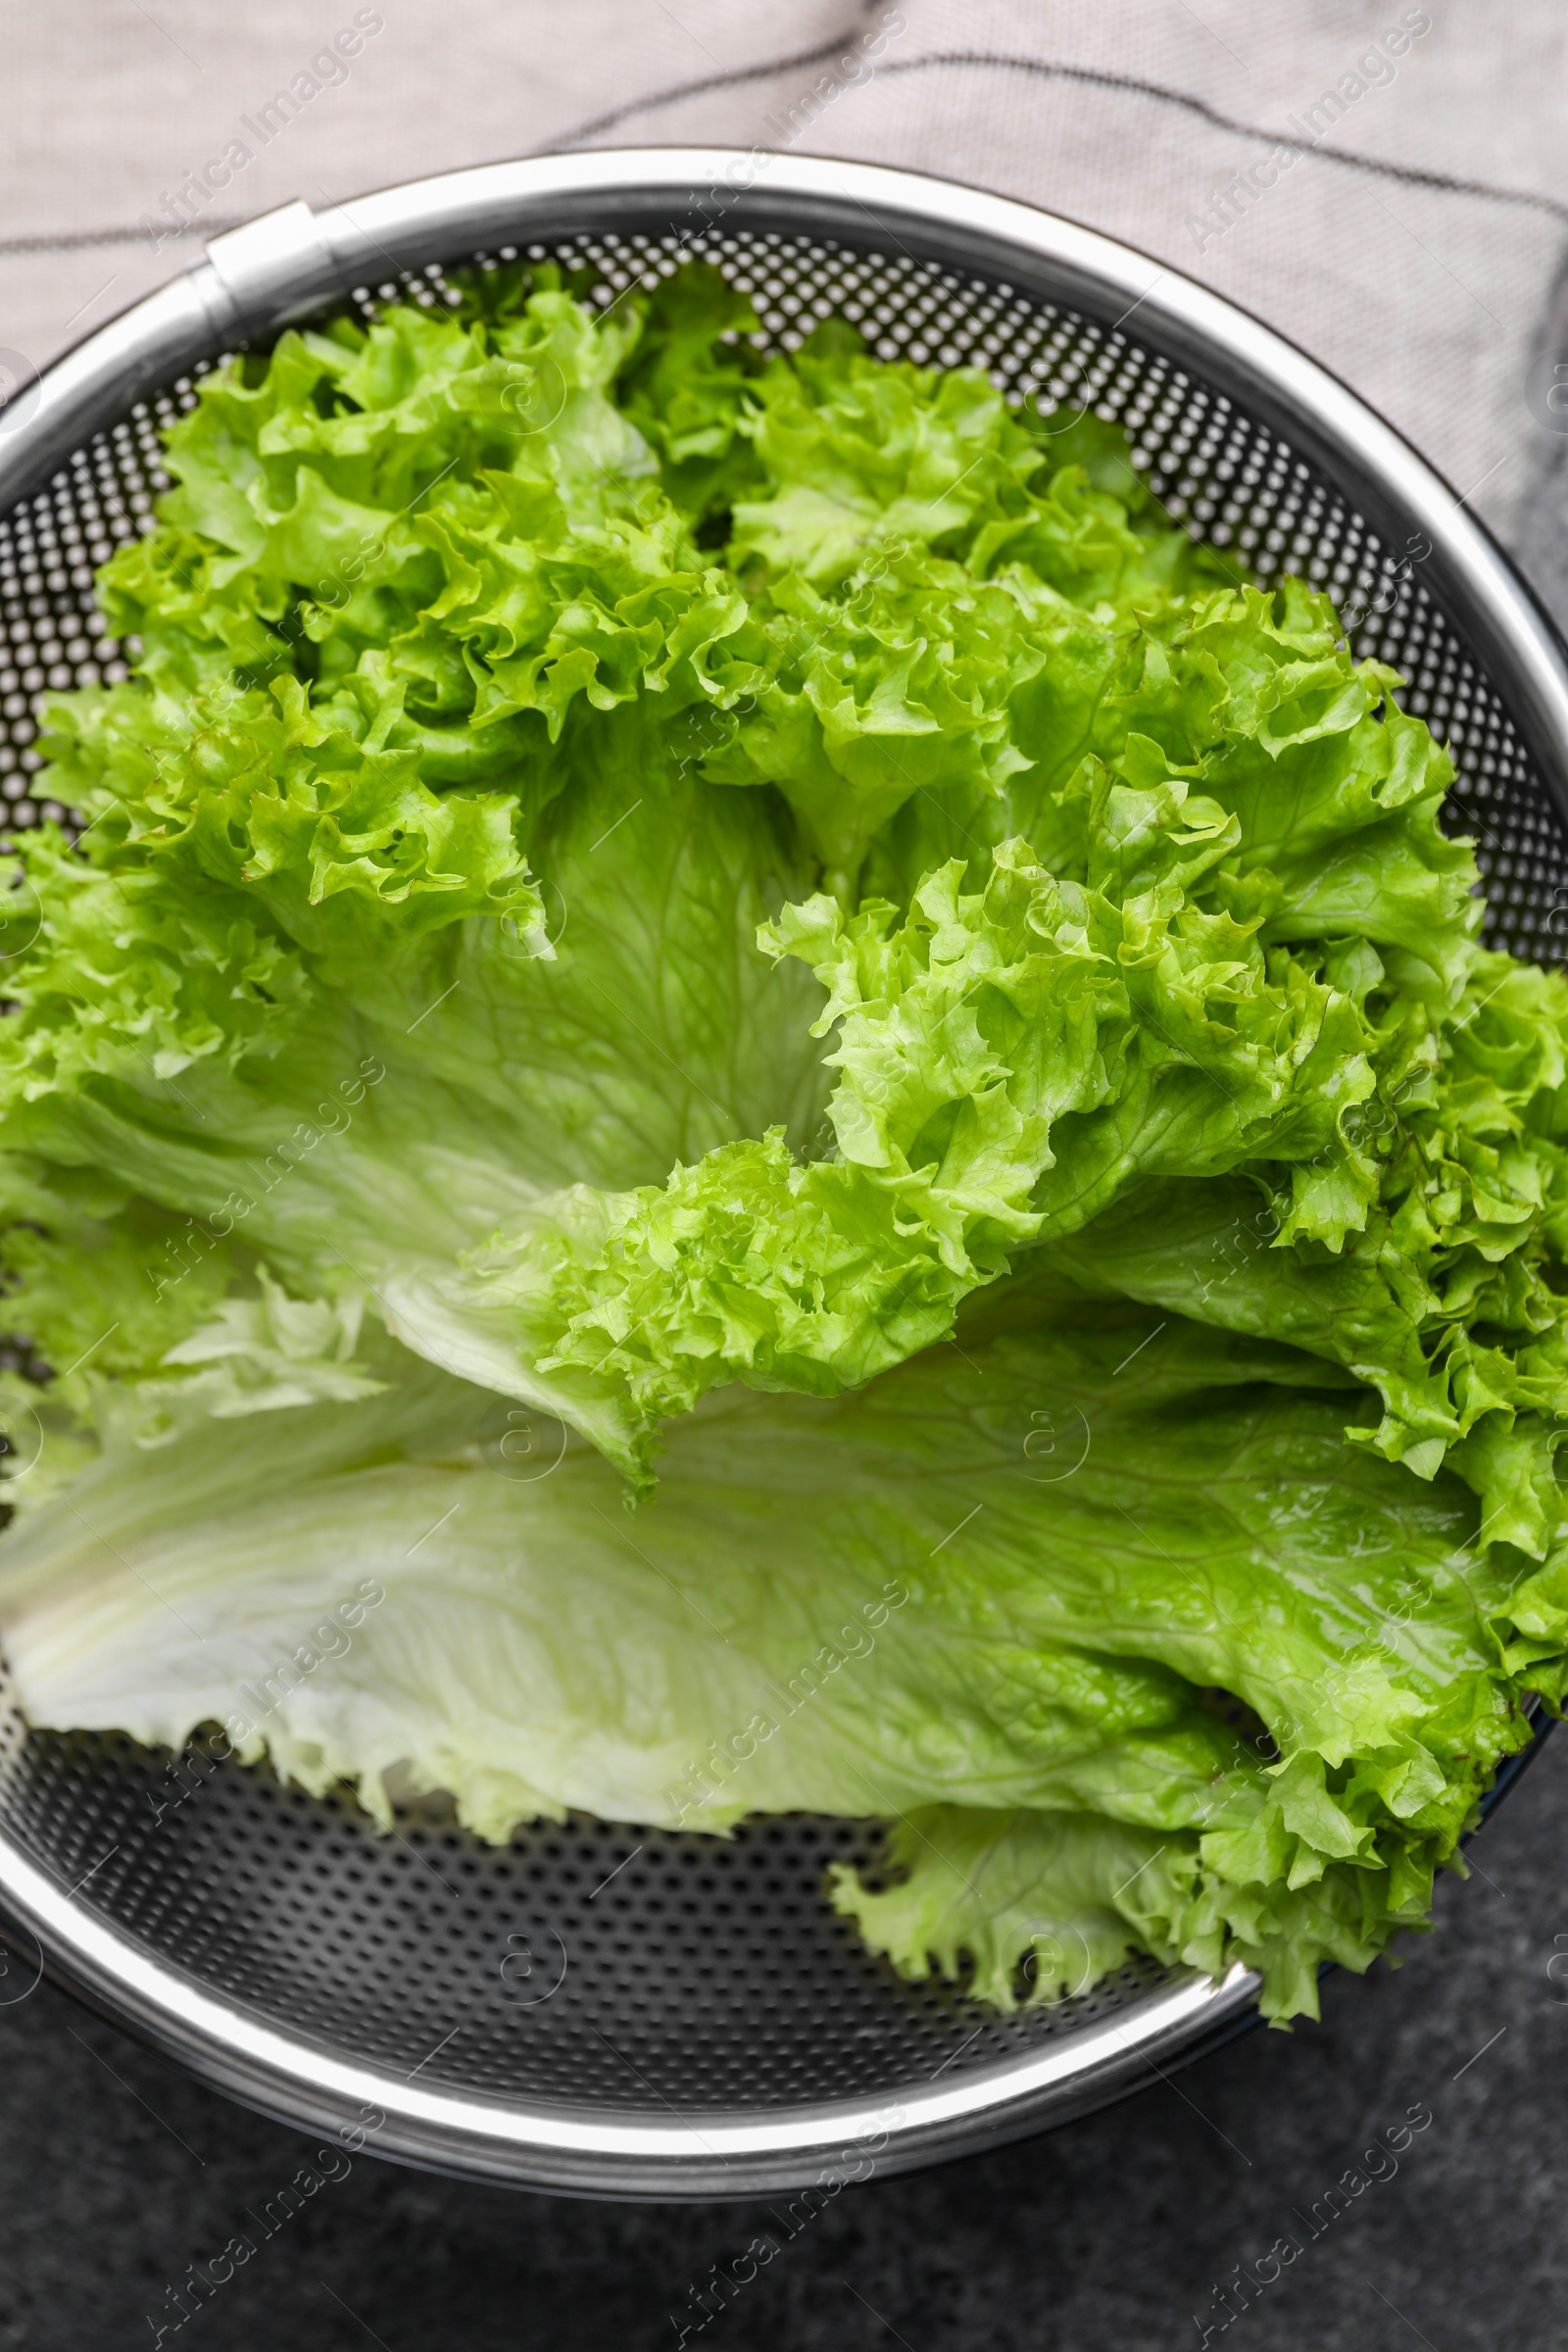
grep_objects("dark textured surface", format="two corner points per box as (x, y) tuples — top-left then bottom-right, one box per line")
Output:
(0, 1722), (1559, 2350)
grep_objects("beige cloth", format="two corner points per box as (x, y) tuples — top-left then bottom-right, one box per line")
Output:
(2, 0), (1566, 556)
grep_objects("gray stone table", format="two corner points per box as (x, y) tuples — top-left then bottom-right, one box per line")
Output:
(0, 1717), (1563, 2352)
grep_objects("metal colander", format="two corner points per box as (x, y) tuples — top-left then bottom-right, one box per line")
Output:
(0, 152), (1563, 2198)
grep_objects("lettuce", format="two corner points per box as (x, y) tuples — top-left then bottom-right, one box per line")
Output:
(0, 263), (1563, 2027)
(0, 1309), (1533, 2021)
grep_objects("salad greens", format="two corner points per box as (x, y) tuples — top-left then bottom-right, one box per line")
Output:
(1, 262), (1565, 2025)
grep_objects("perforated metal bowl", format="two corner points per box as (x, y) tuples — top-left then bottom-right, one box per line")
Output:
(0, 152), (1564, 2198)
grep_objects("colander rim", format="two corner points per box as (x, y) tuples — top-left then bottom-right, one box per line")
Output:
(0, 146), (1560, 2195)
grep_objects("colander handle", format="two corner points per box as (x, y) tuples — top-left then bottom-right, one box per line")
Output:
(0, 196), (360, 515)
(198, 201), (345, 341)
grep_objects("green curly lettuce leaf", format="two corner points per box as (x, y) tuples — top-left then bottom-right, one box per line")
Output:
(0, 260), (1564, 2034)
(0, 1305), (1550, 2025)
